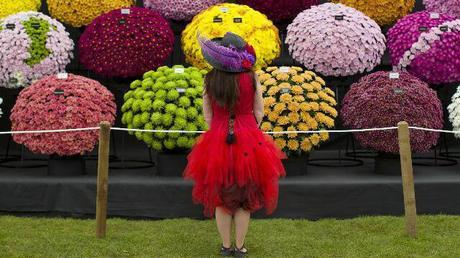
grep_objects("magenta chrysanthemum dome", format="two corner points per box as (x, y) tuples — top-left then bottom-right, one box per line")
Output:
(341, 71), (443, 154)
(388, 11), (460, 85)
(79, 7), (174, 78)
(424, 0), (460, 19)
(10, 74), (117, 156)
(144, 0), (225, 21)
(286, 3), (386, 77)
(0, 12), (74, 88)
(236, 0), (319, 21)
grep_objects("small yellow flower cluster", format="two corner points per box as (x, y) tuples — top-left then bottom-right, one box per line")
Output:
(47, 0), (135, 27)
(257, 66), (338, 155)
(0, 0), (41, 18)
(332, 0), (415, 26)
(182, 3), (281, 70)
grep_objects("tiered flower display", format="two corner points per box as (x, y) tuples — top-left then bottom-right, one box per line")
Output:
(0, 0), (41, 18)
(46, 0), (135, 27)
(331, 0), (415, 26)
(10, 74), (117, 156)
(387, 11), (460, 85)
(448, 86), (460, 139)
(0, 12), (74, 89)
(286, 3), (386, 77)
(144, 0), (225, 21)
(341, 71), (443, 154)
(236, 0), (319, 21)
(424, 0), (460, 19)
(79, 7), (174, 78)
(182, 3), (281, 70)
(258, 66), (337, 155)
(121, 65), (208, 151)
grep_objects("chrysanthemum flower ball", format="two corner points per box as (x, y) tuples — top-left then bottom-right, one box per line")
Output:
(182, 3), (281, 70)
(387, 11), (460, 85)
(286, 3), (386, 77)
(10, 74), (117, 156)
(331, 0), (415, 26)
(0, 0), (41, 18)
(258, 66), (337, 155)
(47, 0), (135, 27)
(121, 65), (208, 151)
(0, 12), (74, 89)
(448, 86), (460, 139)
(424, 0), (460, 19)
(144, 0), (225, 21)
(341, 71), (443, 154)
(79, 7), (174, 78)
(236, 0), (319, 21)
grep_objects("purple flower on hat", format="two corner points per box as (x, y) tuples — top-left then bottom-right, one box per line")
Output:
(198, 32), (256, 72)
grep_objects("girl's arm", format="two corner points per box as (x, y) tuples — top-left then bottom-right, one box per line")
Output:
(253, 75), (264, 126)
(203, 93), (213, 127)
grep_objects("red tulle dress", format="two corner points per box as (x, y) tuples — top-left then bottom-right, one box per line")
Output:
(184, 73), (286, 217)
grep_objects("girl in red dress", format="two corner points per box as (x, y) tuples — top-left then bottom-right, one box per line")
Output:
(184, 32), (286, 257)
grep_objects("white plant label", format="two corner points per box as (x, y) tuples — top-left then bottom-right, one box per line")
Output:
(121, 9), (131, 15)
(57, 73), (68, 80)
(280, 67), (290, 73)
(389, 72), (400, 79)
(174, 68), (185, 74)
(220, 7), (229, 13)
(176, 88), (186, 93)
(430, 13), (440, 19)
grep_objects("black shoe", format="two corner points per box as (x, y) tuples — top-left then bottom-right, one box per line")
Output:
(220, 244), (234, 257)
(234, 245), (248, 258)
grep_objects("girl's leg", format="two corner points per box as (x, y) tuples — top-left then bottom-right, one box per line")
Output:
(234, 208), (250, 250)
(215, 207), (233, 248)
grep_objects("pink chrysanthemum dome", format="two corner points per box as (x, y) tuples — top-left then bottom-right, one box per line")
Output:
(144, 0), (225, 21)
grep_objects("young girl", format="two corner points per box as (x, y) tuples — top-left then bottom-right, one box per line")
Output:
(184, 32), (286, 257)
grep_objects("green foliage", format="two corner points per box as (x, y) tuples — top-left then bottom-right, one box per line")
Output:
(122, 65), (208, 151)
(23, 17), (52, 66)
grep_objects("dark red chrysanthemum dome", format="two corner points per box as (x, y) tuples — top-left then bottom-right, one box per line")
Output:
(79, 7), (174, 78)
(341, 71), (443, 154)
(237, 0), (318, 21)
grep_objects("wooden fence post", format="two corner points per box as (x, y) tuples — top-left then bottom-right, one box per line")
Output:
(96, 121), (111, 238)
(397, 121), (417, 238)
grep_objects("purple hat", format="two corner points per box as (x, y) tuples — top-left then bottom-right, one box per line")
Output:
(198, 32), (257, 73)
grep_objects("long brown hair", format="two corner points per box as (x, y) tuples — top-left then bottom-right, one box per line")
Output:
(205, 69), (255, 109)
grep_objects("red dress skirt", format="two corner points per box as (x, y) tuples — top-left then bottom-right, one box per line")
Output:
(184, 73), (286, 217)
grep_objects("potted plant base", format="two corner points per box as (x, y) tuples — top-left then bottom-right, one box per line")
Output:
(48, 155), (86, 176)
(156, 151), (188, 177)
(374, 152), (401, 175)
(282, 155), (308, 177)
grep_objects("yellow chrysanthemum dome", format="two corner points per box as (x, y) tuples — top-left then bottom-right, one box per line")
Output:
(0, 0), (41, 18)
(331, 0), (415, 26)
(259, 66), (338, 155)
(46, 0), (135, 27)
(182, 3), (281, 70)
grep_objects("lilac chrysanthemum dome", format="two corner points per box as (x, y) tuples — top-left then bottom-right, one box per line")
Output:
(144, 0), (225, 21)
(0, 12), (74, 88)
(388, 11), (460, 85)
(424, 0), (460, 19)
(286, 3), (386, 77)
(341, 71), (443, 154)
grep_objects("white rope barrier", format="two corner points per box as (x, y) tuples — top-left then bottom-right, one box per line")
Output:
(0, 126), (459, 135)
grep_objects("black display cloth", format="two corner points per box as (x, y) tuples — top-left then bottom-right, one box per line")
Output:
(1, 151), (459, 219)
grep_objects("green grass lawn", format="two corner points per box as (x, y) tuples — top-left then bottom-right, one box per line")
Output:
(0, 215), (459, 257)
